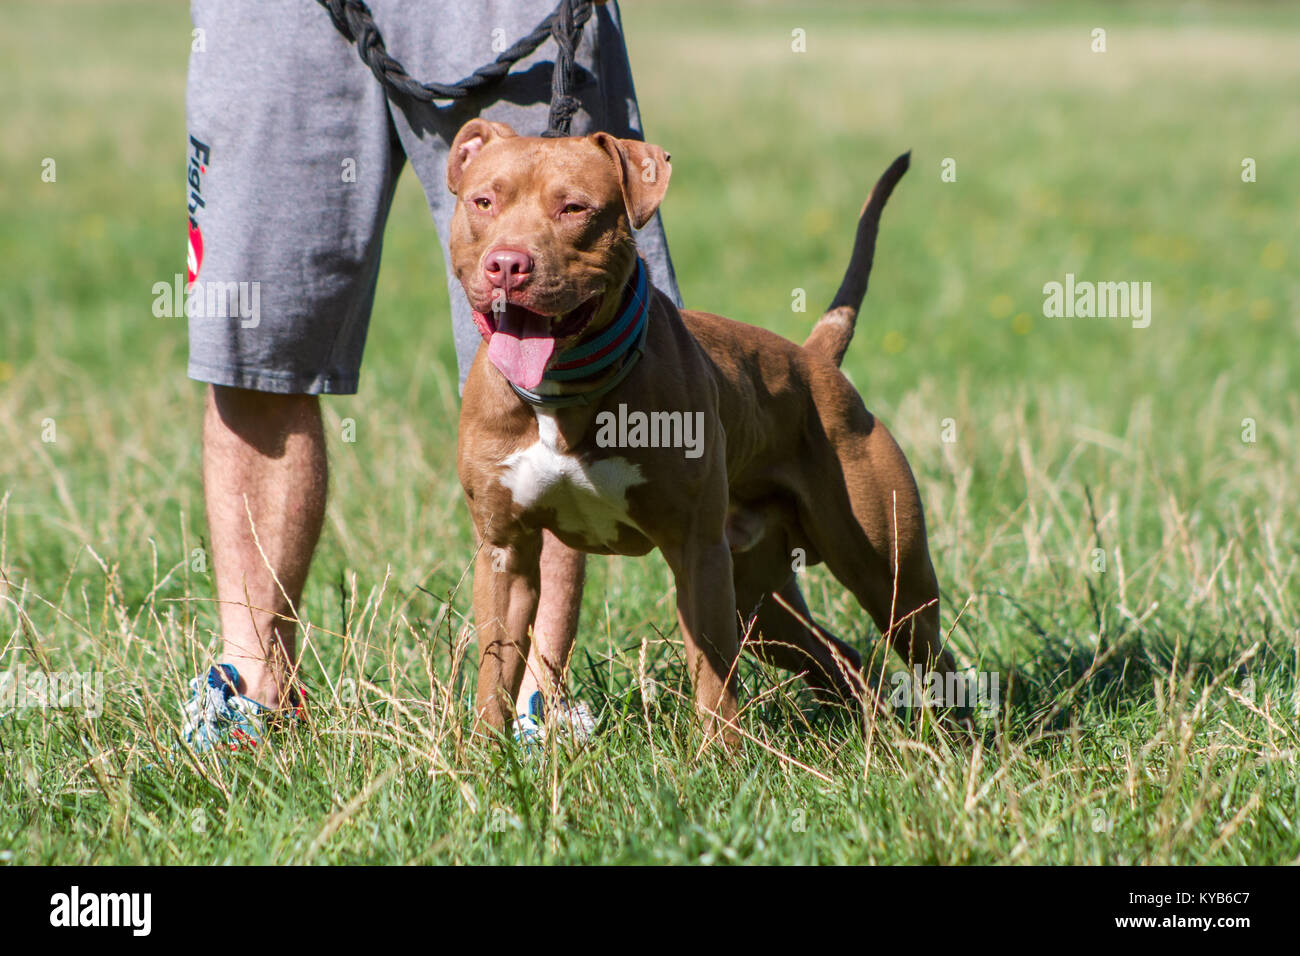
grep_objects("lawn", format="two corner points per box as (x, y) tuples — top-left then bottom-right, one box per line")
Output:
(0, 0), (1297, 864)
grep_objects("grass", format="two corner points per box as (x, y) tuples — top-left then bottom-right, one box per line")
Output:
(1, 0), (1297, 865)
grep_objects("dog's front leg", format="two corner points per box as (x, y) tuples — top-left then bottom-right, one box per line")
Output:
(471, 531), (542, 737)
(664, 535), (741, 744)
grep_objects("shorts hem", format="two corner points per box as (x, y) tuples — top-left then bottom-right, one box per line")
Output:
(187, 361), (360, 396)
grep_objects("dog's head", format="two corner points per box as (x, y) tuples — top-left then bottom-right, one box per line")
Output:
(446, 119), (671, 390)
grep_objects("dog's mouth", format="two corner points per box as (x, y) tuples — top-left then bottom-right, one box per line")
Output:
(471, 296), (603, 391)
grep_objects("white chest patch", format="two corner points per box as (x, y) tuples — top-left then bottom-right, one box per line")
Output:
(498, 413), (646, 546)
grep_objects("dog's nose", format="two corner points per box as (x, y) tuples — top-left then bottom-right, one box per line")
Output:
(483, 249), (534, 290)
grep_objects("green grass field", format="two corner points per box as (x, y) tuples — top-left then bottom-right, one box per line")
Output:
(1, 0), (1297, 865)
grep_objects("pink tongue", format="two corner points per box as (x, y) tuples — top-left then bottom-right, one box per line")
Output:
(487, 309), (555, 390)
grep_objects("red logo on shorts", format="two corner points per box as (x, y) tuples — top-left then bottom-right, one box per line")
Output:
(187, 219), (204, 286)
(187, 134), (211, 286)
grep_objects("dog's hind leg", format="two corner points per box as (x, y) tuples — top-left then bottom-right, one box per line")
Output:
(813, 522), (964, 717)
(794, 406), (965, 714)
(819, 497), (955, 680)
(748, 578), (870, 705)
(730, 538), (871, 705)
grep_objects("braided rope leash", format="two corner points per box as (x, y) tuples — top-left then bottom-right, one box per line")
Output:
(317, 0), (592, 136)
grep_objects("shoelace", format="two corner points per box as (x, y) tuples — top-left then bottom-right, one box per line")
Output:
(515, 691), (595, 744)
(183, 664), (243, 737)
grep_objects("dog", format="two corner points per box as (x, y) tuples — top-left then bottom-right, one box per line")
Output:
(448, 118), (961, 740)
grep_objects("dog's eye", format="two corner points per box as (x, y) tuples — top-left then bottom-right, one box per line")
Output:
(561, 202), (587, 215)
(473, 197), (492, 211)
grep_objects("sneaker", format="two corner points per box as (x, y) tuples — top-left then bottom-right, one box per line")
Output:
(511, 691), (595, 746)
(180, 663), (303, 752)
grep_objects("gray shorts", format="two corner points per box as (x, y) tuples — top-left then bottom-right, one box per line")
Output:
(185, 0), (679, 394)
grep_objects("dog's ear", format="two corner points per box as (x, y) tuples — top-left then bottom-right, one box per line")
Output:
(592, 133), (671, 230)
(447, 119), (518, 195)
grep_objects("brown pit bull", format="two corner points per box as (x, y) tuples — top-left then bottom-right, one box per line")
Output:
(448, 118), (961, 741)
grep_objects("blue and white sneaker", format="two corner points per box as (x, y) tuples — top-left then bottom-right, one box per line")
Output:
(180, 663), (301, 752)
(512, 691), (596, 746)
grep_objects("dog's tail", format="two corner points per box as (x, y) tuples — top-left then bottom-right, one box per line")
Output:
(802, 151), (910, 368)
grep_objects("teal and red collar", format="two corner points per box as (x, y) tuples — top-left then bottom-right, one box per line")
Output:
(507, 258), (650, 408)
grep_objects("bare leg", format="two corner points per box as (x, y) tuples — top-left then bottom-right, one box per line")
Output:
(516, 530), (586, 711)
(203, 385), (327, 708)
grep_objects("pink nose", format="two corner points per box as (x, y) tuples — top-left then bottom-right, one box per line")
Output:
(483, 249), (534, 290)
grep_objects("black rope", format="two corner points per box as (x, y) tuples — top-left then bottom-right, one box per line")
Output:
(317, 0), (591, 136)
(542, 0), (581, 137)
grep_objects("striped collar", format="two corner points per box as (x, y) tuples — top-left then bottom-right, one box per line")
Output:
(507, 258), (650, 408)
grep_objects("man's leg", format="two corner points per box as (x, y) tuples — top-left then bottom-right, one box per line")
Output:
(518, 530), (586, 707)
(185, 0), (400, 726)
(203, 386), (327, 708)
